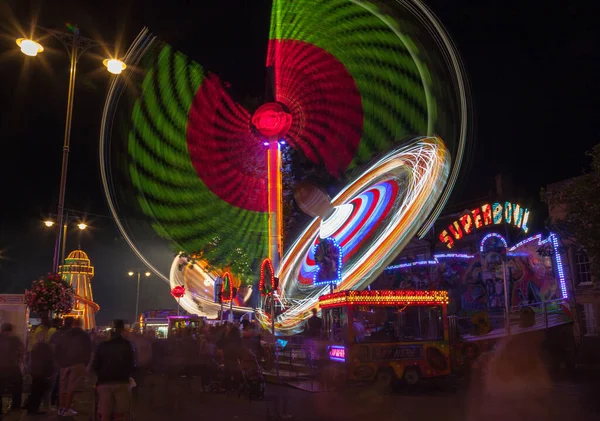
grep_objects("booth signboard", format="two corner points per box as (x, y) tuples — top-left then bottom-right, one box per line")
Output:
(0, 294), (29, 347)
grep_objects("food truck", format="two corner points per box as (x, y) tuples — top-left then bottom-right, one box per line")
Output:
(319, 290), (450, 386)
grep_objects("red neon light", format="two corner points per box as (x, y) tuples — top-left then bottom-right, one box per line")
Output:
(221, 272), (234, 302)
(481, 204), (493, 225)
(448, 221), (463, 240)
(259, 258), (276, 295)
(459, 214), (473, 235)
(472, 208), (483, 229)
(252, 103), (292, 139)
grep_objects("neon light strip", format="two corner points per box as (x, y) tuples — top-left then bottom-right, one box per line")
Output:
(313, 237), (343, 286)
(385, 253), (475, 271)
(550, 233), (568, 299)
(319, 290), (449, 308)
(479, 232), (508, 253)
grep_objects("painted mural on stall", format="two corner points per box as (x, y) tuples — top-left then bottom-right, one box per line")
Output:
(376, 238), (559, 316)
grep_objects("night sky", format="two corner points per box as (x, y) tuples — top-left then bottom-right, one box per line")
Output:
(0, 0), (597, 325)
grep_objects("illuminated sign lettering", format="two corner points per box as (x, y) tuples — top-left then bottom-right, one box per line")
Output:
(439, 202), (530, 249)
(329, 346), (346, 362)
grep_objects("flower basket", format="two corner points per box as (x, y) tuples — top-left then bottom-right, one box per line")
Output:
(24, 273), (74, 315)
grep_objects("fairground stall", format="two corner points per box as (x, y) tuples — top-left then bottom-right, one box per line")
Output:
(319, 290), (450, 386)
(372, 198), (575, 368)
(139, 309), (179, 338)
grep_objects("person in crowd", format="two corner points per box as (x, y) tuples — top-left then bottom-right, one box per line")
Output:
(54, 317), (92, 417)
(221, 325), (243, 391)
(128, 331), (152, 384)
(27, 334), (54, 416)
(92, 319), (136, 421)
(29, 317), (51, 352)
(198, 328), (213, 391)
(47, 318), (63, 409)
(0, 323), (24, 418)
(307, 308), (323, 338)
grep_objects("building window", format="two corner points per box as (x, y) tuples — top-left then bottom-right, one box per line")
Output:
(575, 251), (592, 285)
(579, 303), (598, 336)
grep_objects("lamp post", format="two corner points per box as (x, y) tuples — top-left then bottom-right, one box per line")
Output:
(43, 212), (88, 266)
(16, 26), (126, 274)
(128, 270), (151, 326)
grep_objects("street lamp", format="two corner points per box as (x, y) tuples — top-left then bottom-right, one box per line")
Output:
(15, 38), (43, 56)
(103, 58), (127, 75)
(16, 25), (126, 274)
(43, 213), (89, 266)
(128, 270), (151, 326)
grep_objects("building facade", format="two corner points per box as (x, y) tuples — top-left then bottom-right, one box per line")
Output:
(546, 180), (600, 352)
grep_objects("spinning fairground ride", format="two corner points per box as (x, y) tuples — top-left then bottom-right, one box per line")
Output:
(100, 0), (471, 335)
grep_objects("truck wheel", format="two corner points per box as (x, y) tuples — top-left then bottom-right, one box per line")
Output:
(375, 369), (396, 388)
(403, 367), (421, 386)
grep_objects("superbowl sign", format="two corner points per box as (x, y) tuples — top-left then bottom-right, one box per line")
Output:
(374, 345), (422, 360)
(439, 202), (530, 249)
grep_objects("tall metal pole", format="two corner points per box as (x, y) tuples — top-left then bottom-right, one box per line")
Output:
(271, 294), (275, 336)
(135, 272), (141, 325)
(52, 29), (79, 274)
(60, 211), (69, 269)
(267, 142), (283, 272)
(503, 261), (511, 335)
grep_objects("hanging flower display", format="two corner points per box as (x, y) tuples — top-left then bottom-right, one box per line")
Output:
(171, 285), (186, 298)
(24, 273), (74, 315)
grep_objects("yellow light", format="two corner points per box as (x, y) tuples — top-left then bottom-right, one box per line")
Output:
(16, 38), (43, 56)
(44, 220), (55, 227)
(128, 271), (134, 277)
(145, 272), (151, 277)
(103, 58), (126, 75)
(77, 223), (87, 230)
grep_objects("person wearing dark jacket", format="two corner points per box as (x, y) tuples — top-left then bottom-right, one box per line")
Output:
(0, 323), (24, 419)
(27, 341), (53, 415)
(53, 317), (92, 417)
(92, 320), (135, 421)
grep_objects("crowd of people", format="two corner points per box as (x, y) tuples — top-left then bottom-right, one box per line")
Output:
(0, 317), (263, 420)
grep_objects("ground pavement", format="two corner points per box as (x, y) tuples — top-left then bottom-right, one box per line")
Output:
(4, 371), (599, 421)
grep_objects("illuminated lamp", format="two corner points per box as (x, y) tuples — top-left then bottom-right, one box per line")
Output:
(44, 220), (55, 227)
(171, 285), (185, 298)
(16, 38), (43, 56)
(103, 58), (127, 75)
(251, 102), (292, 139)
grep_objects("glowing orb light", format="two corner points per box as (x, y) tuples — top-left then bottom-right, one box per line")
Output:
(16, 38), (43, 56)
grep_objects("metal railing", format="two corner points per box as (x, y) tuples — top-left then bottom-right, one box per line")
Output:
(450, 298), (569, 339)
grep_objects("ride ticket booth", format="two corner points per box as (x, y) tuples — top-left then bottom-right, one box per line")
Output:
(319, 290), (451, 386)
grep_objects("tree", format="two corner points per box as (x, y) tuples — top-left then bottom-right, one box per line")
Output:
(542, 144), (600, 284)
